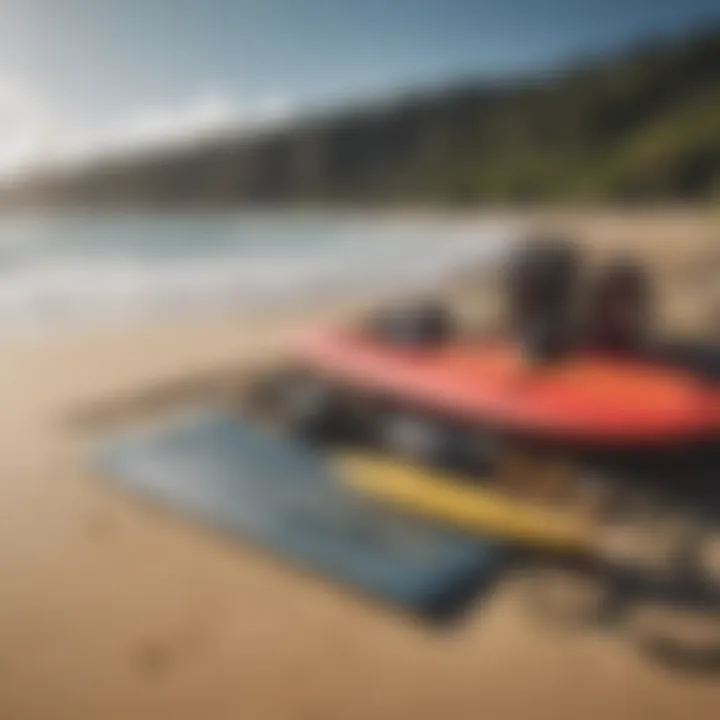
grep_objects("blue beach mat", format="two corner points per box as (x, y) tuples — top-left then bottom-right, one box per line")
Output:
(95, 411), (508, 620)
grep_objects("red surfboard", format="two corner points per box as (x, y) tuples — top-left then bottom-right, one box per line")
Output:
(294, 328), (720, 446)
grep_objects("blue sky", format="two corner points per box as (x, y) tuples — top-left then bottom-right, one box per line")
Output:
(0, 0), (718, 174)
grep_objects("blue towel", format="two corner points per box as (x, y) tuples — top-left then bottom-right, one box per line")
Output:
(96, 411), (508, 620)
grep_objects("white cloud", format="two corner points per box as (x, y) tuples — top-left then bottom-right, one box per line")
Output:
(0, 78), (294, 179)
(0, 78), (55, 177)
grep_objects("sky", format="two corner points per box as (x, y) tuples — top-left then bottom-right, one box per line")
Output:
(0, 0), (718, 176)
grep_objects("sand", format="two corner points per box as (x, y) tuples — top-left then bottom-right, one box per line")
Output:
(1, 209), (719, 720)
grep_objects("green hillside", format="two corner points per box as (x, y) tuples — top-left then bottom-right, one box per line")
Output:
(6, 27), (720, 207)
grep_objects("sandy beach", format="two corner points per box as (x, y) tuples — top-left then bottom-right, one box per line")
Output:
(1, 210), (719, 720)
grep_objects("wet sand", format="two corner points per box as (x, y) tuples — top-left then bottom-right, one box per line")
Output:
(0, 209), (719, 720)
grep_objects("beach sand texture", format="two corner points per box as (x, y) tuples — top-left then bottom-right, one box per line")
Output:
(0, 210), (719, 720)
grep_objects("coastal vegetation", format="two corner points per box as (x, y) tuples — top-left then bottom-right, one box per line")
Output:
(4, 27), (719, 208)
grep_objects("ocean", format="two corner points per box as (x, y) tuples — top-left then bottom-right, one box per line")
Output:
(0, 212), (515, 335)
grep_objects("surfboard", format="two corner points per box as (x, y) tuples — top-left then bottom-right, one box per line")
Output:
(296, 330), (720, 445)
(336, 452), (594, 554)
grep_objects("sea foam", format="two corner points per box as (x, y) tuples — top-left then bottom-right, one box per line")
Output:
(0, 213), (515, 334)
